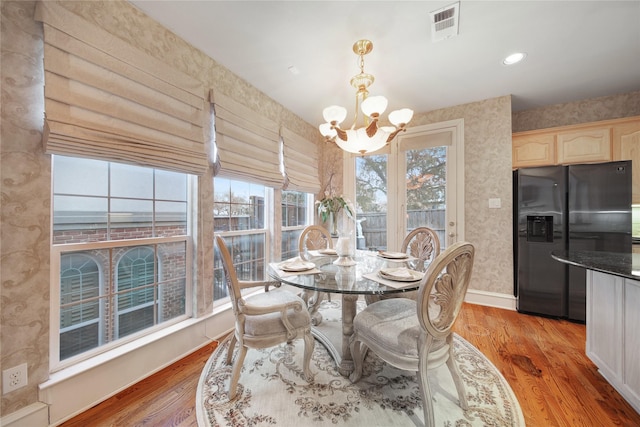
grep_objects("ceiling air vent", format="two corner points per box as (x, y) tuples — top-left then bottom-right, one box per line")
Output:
(429, 2), (460, 42)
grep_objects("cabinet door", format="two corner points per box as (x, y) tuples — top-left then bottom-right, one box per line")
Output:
(557, 127), (612, 164)
(624, 279), (640, 404)
(586, 271), (623, 381)
(612, 121), (640, 204)
(512, 133), (556, 167)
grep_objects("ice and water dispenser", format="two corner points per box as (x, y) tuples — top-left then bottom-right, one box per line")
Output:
(526, 215), (554, 243)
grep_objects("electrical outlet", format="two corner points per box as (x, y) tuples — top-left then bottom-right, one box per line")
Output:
(3, 363), (28, 394)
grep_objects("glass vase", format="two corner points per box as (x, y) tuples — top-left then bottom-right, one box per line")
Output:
(329, 211), (339, 237)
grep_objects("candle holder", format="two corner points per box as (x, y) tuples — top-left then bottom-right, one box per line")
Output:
(333, 235), (356, 266)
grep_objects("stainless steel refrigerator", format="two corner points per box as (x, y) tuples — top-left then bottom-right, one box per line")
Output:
(514, 161), (632, 322)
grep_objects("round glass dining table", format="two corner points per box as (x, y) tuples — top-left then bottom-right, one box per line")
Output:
(267, 250), (423, 376)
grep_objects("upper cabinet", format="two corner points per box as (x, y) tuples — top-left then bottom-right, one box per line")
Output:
(612, 120), (640, 204)
(512, 133), (556, 167)
(513, 116), (640, 170)
(556, 127), (611, 164)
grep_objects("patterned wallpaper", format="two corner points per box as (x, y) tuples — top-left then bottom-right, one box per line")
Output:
(1, 0), (637, 419)
(1, 1), (50, 414)
(411, 96), (515, 295)
(512, 90), (640, 132)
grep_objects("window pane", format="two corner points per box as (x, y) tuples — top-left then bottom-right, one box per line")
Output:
(155, 169), (187, 201)
(110, 199), (154, 240)
(118, 305), (154, 338)
(156, 201), (187, 236)
(281, 229), (302, 260)
(214, 234), (265, 300)
(214, 178), (265, 231)
(405, 146), (447, 244)
(356, 155), (388, 251)
(110, 162), (154, 199)
(157, 241), (187, 321)
(158, 278), (186, 322)
(60, 321), (100, 360)
(53, 196), (108, 244)
(282, 191), (307, 227)
(59, 252), (104, 360)
(53, 156), (108, 196)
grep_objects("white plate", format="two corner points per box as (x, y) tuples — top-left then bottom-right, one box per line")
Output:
(378, 251), (409, 259)
(378, 267), (424, 282)
(318, 248), (337, 255)
(278, 261), (315, 272)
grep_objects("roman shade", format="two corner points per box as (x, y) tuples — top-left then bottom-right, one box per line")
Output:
(35, 1), (208, 175)
(281, 127), (321, 193)
(398, 129), (453, 152)
(210, 90), (283, 187)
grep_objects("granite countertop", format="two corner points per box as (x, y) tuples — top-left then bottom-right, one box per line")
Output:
(551, 250), (640, 280)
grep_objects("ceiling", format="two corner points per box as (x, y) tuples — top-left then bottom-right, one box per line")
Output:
(129, 1), (640, 126)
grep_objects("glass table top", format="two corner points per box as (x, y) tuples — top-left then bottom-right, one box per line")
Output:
(268, 250), (424, 295)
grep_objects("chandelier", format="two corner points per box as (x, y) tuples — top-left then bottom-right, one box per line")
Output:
(319, 40), (413, 155)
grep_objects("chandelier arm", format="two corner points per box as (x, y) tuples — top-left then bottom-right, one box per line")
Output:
(386, 127), (407, 143)
(365, 120), (378, 138)
(335, 127), (348, 142)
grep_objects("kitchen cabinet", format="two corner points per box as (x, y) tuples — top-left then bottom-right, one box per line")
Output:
(513, 116), (640, 169)
(512, 133), (556, 167)
(587, 270), (640, 414)
(556, 127), (611, 164)
(613, 120), (640, 204)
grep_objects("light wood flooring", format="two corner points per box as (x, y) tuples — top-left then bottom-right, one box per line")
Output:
(60, 303), (640, 426)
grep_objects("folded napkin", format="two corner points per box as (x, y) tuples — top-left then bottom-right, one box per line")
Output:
(269, 262), (320, 278)
(362, 272), (422, 290)
(276, 259), (315, 270)
(381, 267), (414, 279)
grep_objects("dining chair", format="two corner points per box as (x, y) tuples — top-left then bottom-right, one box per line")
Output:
(366, 226), (441, 304)
(214, 235), (315, 399)
(298, 225), (333, 261)
(349, 241), (475, 427)
(298, 225), (334, 305)
(402, 226), (441, 272)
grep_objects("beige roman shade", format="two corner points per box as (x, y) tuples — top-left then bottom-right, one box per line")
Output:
(398, 129), (453, 151)
(35, 1), (208, 175)
(280, 127), (321, 193)
(210, 90), (283, 187)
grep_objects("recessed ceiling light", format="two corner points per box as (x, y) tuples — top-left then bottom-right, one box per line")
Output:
(503, 52), (526, 65)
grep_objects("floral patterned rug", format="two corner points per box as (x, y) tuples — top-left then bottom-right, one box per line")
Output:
(196, 306), (524, 427)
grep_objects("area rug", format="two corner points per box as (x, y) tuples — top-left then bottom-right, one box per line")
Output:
(196, 305), (525, 427)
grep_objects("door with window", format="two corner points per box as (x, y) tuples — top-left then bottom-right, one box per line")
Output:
(347, 119), (464, 252)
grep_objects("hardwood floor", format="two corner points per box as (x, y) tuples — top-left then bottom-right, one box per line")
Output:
(60, 303), (640, 427)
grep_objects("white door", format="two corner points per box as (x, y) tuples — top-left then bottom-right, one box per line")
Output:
(345, 119), (464, 252)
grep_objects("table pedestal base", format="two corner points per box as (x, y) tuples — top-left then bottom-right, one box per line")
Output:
(311, 294), (359, 377)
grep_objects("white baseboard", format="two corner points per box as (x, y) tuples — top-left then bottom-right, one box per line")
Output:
(464, 289), (517, 311)
(0, 402), (48, 427)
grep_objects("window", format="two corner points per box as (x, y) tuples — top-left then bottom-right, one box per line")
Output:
(281, 190), (312, 260)
(52, 155), (192, 369)
(213, 178), (268, 302)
